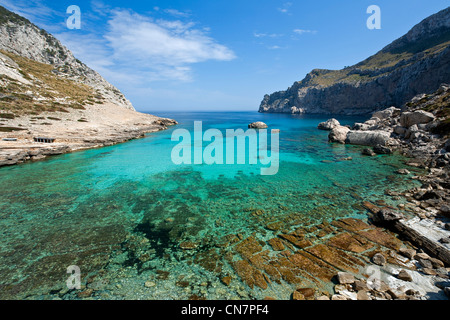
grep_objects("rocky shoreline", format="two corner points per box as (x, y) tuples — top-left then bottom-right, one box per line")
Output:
(315, 84), (450, 300)
(0, 103), (177, 167)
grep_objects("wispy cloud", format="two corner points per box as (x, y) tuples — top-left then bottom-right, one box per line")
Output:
(1, 1), (235, 83)
(293, 29), (318, 35)
(267, 45), (285, 50)
(104, 9), (236, 81)
(253, 32), (283, 38)
(277, 2), (292, 15)
(164, 8), (191, 18)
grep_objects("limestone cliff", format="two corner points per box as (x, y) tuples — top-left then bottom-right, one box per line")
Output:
(259, 7), (450, 115)
(0, 6), (177, 166)
(0, 5), (134, 110)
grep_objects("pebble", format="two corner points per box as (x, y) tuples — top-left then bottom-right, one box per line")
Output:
(144, 281), (156, 288)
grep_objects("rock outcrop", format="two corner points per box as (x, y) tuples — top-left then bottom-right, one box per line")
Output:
(259, 7), (450, 115)
(318, 118), (340, 131)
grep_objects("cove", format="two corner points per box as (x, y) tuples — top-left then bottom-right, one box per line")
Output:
(0, 111), (422, 300)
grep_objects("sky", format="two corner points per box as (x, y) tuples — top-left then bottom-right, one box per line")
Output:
(1, 0), (449, 112)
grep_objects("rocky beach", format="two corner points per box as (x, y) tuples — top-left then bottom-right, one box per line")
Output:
(0, 100), (177, 167)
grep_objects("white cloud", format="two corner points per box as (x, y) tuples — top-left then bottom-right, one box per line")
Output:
(2, 2), (236, 85)
(164, 8), (191, 18)
(104, 9), (236, 79)
(253, 32), (283, 38)
(293, 29), (317, 35)
(277, 2), (292, 15)
(267, 45), (282, 50)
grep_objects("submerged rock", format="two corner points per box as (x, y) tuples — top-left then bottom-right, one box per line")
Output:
(362, 148), (376, 156)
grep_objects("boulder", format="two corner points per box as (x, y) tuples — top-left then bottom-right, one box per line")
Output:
(329, 126), (350, 144)
(377, 209), (404, 222)
(318, 118), (340, 131)
(373, 145), (392, 155)
(346, 130), (391, 147)
(372, 107), (401, 120)
(400, 111), (435, 128)
(248, 122), (268, 129)
(394, 126), (407, 135)
(353, 123), (371, 131)
(405, 124), (419, 139)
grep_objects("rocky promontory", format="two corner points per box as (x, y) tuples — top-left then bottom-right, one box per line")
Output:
(259, 7), (450, 116)
(0, 6), (177, 166)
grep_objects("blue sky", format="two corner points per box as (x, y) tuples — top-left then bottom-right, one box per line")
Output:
(1, 0), (449, 112)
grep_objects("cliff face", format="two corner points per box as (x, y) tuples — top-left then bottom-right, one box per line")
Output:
(259, 7), (450, 115)
(0, 5), (134, 110)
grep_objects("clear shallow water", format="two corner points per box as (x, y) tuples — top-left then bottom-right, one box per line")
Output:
(0, 111), (420, 300)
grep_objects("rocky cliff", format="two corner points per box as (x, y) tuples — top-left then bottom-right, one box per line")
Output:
(259, 7), (450, 115)
(0, 5), (134, 110)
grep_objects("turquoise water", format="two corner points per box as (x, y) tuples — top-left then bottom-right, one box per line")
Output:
(0, 112), (420, 300)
